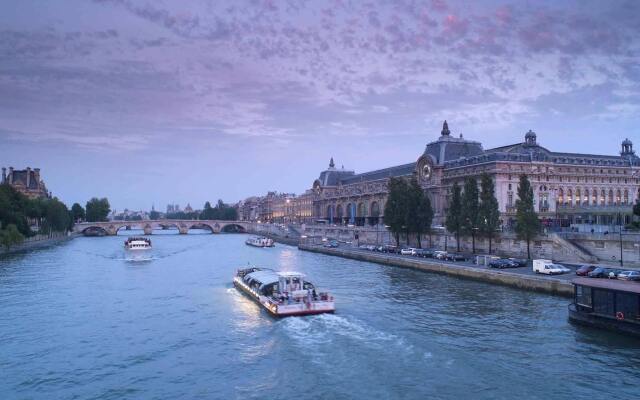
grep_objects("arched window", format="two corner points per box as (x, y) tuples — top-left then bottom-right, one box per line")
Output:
(326, 205), (334, 221)
(567, 188), (573, 206)
(575, 189), (581, 206)
(624, 189), (629, 205)
(336, 204), (343, 219)
(583, 189), (589, 205)
(600, 189), (606, 206)
(558, 188), (564, 204)
(608, 189), (614, 205)
(370, 201), (380, 217)
(591, 188), (597, 205)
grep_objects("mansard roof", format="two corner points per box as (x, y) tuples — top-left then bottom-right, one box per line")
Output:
(339, 162), (416, 185)
(423, 135), (484, 165)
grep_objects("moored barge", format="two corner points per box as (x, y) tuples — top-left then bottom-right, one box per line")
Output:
(233, 267), (335, 317)
(569, 277), (640, 337)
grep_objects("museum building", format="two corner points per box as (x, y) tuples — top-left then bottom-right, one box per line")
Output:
(310, 122), (640, 229)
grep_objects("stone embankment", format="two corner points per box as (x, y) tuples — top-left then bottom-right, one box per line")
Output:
(0, 232), (77, 256)
(299, 244), (574, 297)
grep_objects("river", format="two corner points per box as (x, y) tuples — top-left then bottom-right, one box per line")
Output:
(1, 231), (638, 399)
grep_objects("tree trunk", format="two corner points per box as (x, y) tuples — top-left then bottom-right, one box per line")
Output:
(429, 233), (432, 248)
(406, 230), (410, 246)
(456, 232), (460, 252)
(417, 233), (422, 248)
(395, 233), (400, 247)
(526, 239), (531, 259)
(472, 232), (475, 254)
(489, 236), (493, 254)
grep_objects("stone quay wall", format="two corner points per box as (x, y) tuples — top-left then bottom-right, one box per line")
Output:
(301, 224), (640, 267)
(0, 231), (76, 255)
(299, 244), (574, 297)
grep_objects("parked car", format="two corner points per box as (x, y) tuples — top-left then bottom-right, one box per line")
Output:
(508, 258), (528, 268)
(617, 270), (640, 281)
(366, 245), (377, 251)
(587, 267), (609, 278)
(382, 245), (400, 254)
(535, 263), (570, 275)
(489, 258), (518, 269)
(414, 249), (433, 258)
(575, 265), (596, 276)
(400, 248), (418, 256)
(607, 269), (624, 279)
(324, 240), (339, 248)
(445, 253), (467, 262)
(374, 245), (384, 252)
(433, 251), (448, 260)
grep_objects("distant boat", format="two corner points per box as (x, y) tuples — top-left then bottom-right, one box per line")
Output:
(124, 237), (152, 250)
(233, 267), (335, 317)
(245, 236), (275, 248)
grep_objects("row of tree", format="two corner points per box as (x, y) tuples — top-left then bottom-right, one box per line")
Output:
(0, 184), (75, 250)
(384, 177), (434, 247)
(384, 174), (542, 258)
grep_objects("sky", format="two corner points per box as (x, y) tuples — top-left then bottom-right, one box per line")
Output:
(1, 0), (639, 211)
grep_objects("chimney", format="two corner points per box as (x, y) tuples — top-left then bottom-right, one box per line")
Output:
(34, 168), (40, 184)
(26, 167), (31, 188)
(1, 167), (5, 183)
(8, 167), (13, 184)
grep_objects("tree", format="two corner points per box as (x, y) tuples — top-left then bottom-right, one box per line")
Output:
(384, 177), (408, 246)
(71, 203), (85, 222)
(445, 183), (463, 251)
(149, 210), (160, 220)
(478, 173), (500, 253)
(85, 198), (110, 222)
(200, 201), (215, 220)
(460, 177), (480, 253)
(515, 174), (541, 259)
(0, 224), (24, 251)
(406, 178), (433, 248)
(0, 184), (32, 236)
(43, 198), (71, 233)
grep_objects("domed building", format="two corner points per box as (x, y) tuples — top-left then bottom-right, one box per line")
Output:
(310, 122), (640, 229)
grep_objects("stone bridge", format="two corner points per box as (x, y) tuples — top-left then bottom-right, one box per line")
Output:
(74, 220), (251, 236)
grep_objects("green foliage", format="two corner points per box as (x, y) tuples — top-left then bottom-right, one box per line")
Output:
(85, 197), (111, 222)
(460, 177), (480, 252)
(44, 198), (72, 233)
(515, 175), (541, 259)
(71, 203), (85, 222)
(0, 184), (32, 236)
(0, 184), (72, 235)
(406, 177), (433, 248)
(384, 177), (409, 246)
(149, 210), (160, 220)
(478, 173), (501, 253)
(445, 183), (463, 251)
(199, 200), (237, 220)
(0, 224), (25, 251)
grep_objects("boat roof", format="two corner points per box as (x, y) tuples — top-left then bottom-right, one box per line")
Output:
(245, 270), (280, 285)
(277, 271), (305, 278)
(572, 278), (640, 294)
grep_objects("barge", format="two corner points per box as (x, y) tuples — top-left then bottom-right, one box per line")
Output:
(245, 236), (275, 248)
(569, 277), (640, 337)
(233, 267), (335, 317)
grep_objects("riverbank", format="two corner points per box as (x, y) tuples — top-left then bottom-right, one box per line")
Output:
(0, 232), (77, 256)
(299, 243), (574, 297)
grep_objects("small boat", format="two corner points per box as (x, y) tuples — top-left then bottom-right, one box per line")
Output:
(124, 237), (152, 250)
(245, 236), (275, 248)
(233, 267), (335, 317)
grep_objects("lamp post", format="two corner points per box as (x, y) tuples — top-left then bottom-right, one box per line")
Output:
(618, 211), (624, 267)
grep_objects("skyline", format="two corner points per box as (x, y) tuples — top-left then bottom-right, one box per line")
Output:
(1, 0), (639, 210)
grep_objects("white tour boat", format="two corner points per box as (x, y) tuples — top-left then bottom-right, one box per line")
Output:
(245, 236), (275, 248)
(233, 267), (335, 317)
(124, 237), (152, 250)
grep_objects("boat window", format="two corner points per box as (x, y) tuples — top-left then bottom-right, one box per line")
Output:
(593, 289), (615, 316)
(615, 292), (639, 320)
(576, 285), (592, 308)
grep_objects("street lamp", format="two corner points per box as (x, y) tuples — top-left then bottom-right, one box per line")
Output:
(618, 211), (624, 267)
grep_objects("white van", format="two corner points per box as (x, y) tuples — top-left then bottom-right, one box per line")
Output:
(532, 259), (553, 274)
(533, 259), (570, 275)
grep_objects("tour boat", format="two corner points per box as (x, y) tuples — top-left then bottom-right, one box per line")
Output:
(124, 237), (152, 250)
(245, 236), (275, 248)
(569, 278), (640, 337)
(233, 267), (335, 317)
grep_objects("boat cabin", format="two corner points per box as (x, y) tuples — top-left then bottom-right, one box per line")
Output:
(570, 278), (640, 336)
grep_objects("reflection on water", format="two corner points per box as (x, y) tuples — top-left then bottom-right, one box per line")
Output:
(0, 233), (639, 400)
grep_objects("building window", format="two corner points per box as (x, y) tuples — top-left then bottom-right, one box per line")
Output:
(558, 188), (564, 204)
(600, 189), (606, 206)
(507, 192), (513, 207)
(608, 189), (614, 205)
(591, 189), (597, 206)
(624, 189), (629, 205)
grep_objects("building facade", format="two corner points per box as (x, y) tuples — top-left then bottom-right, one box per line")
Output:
(1, 167), (50, 199)
(310, 122), (640, 230)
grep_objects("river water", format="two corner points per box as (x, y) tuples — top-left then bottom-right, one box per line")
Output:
(1, 231), (638, 399)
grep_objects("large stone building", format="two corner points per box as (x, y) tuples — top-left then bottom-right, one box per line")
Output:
(311, 122), (640, 230)
(1, 167), (50, 199)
